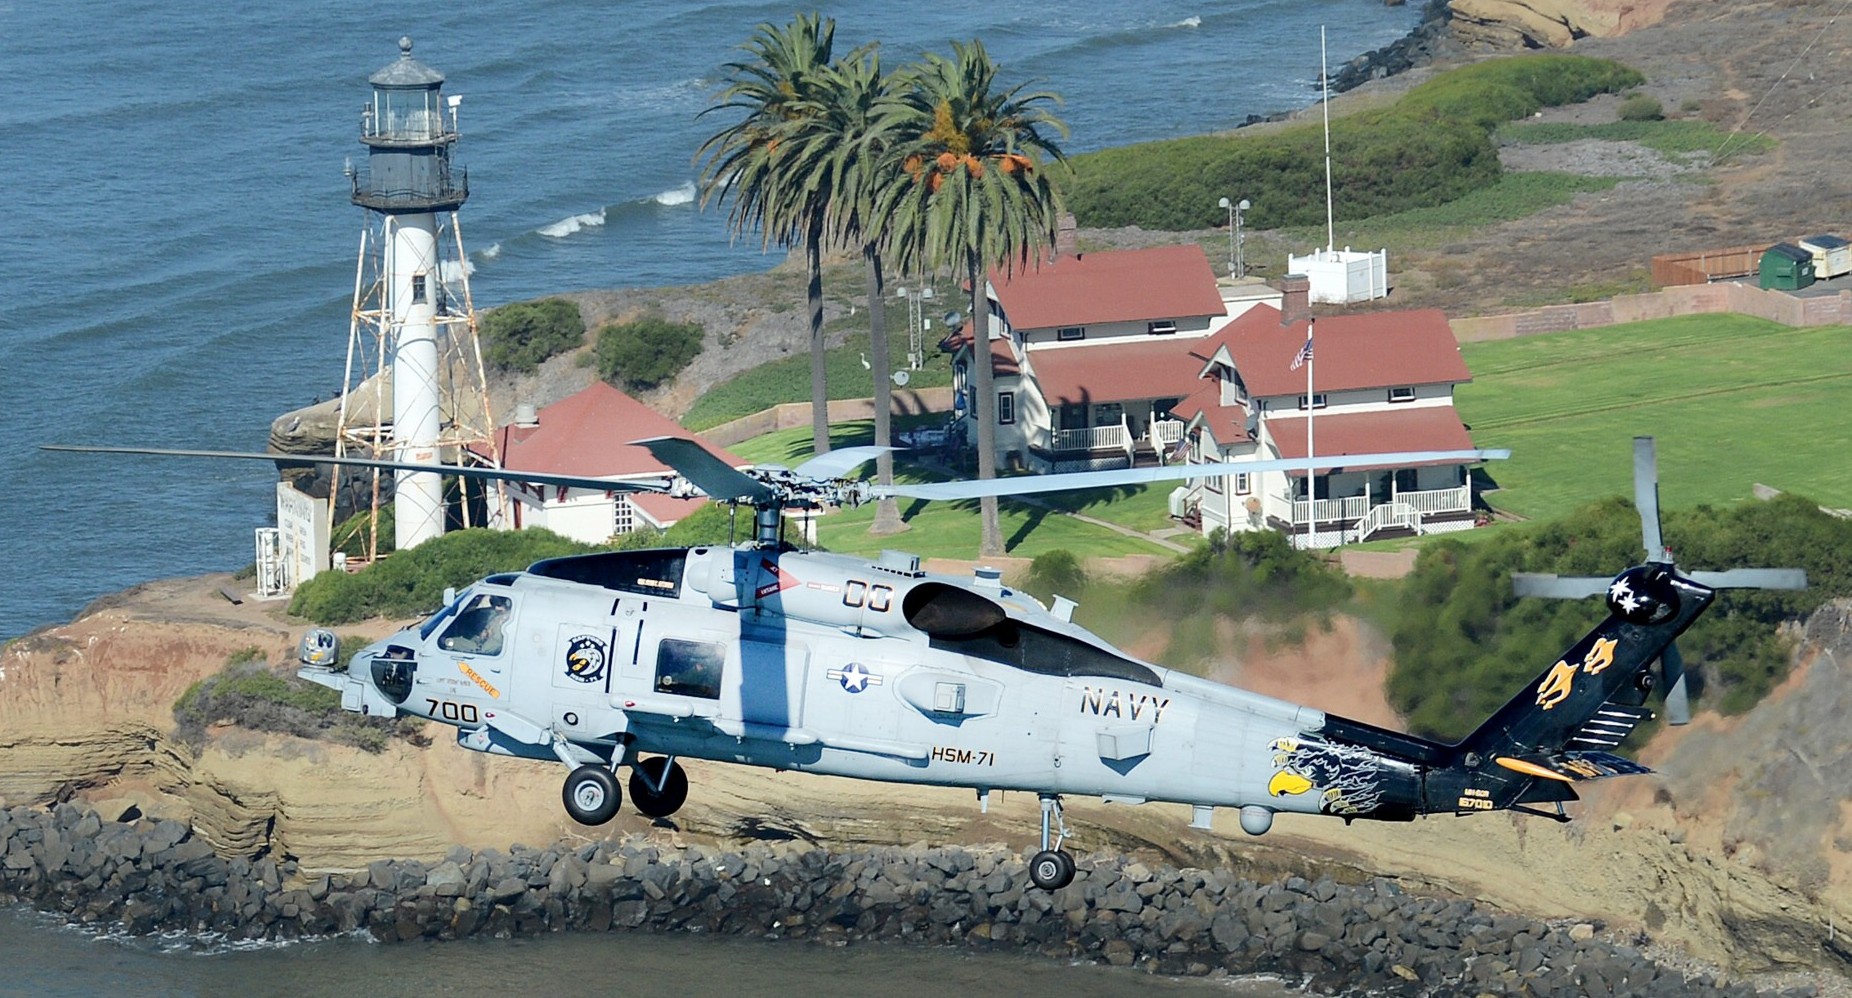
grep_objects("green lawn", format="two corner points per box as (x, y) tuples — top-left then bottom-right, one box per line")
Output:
(1457, 314), (1852, 520)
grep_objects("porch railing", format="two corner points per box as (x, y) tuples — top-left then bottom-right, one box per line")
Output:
(1356, 502), (1420, 541)
(1398, 485), (1470, 515)
(1049, 417), (1131, 459)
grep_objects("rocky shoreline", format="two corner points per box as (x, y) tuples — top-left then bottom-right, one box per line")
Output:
(0, 802), (1815, 998)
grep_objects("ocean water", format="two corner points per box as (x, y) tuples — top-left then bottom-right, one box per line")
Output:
(0, 0), (1422, 642)
(0, 0), (1421, 986)
(0, 906), (1297, 998)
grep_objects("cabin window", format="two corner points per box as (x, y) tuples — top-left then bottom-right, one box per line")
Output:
(437, 594), (513, 656)
(1056, 325), (1086, 341)
(1388, 386), (1416, 403)
(1147, 320), (1178, 335)
(998, 391), (1016, 425)
(655, 638), (723, 700)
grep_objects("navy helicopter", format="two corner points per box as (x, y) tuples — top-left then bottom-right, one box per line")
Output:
(48, 438), (1716, 890)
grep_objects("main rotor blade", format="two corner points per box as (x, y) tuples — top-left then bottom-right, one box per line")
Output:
(793, 446), (895, 481)
(1634, 436), (1664, 561)
(1683, 568), (1809, 590)
(1661, 642), (1691, 726)
(1511, 573), (1610, 599)
(42, 444), (673, 495)
(878, 448), (1510, 502)
(629, 436), (773, 504)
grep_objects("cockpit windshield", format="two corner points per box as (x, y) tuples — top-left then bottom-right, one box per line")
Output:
(418, 590), (470, 640)
(436, 593), (513, 656)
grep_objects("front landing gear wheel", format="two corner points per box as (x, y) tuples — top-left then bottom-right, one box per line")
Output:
(628, 756), (689, 819)
(562, 765), (621, 825)
(1029, 849), (1075, 890)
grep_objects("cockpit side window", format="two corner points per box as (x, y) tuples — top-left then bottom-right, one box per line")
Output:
(654, 638), (723, 700)
(438, 594), (514, 656)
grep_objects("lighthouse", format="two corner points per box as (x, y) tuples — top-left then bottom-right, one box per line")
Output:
(336, 37), (496, 555)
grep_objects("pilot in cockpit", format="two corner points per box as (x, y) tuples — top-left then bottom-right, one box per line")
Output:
(439, 594), (512, 656)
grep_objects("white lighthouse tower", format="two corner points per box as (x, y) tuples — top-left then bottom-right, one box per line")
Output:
(335, 37), (497, 556)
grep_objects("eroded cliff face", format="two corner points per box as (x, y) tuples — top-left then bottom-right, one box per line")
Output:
(1449, 0), (1675, 48)
(1, 577), (1848, 975)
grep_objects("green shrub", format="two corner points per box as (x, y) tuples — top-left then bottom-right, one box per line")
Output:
(1067, 54), (1644, 231)
(290, 527), (602, 624)
(596, 315), (704, 391)
(1388, 494), (1849, 741)
(1617, 93), (1664, 122)
(1022, 549), (1088, 602)
(481, 298), (586, 373)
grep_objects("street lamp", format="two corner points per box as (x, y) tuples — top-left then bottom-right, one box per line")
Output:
(1218, 196), (1251, 278)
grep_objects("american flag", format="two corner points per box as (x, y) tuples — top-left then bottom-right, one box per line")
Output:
(1289, 335), (1313, 371)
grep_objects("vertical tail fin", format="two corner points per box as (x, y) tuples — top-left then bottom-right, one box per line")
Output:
(1460, 565), (1714, 777)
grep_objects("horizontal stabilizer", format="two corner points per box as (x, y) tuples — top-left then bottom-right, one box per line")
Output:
(1494, 751), (1653, 784)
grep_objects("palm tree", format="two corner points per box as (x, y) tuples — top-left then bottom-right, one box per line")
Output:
(696, 13), (839, 457)
(788, 49), (910, 533)
(882, 40), (1067, 556)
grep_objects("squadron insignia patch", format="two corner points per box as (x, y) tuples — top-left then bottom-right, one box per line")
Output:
(564, 634), (609, 684)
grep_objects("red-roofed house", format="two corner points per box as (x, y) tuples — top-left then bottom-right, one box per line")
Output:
(1172, 276), (1484, 546)
(947, 249), (1488, 547)
(945, 245), (1275, 472)
(477, 381), (743, 544)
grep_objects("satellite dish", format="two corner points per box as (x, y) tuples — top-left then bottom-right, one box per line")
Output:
(892, 370), (910, 387)
(942, 310), (964, 329)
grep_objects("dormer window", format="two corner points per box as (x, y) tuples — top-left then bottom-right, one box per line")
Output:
(1147, 320), (1178, 335)
(1297, 393), (1328, 410)
(1057, 325), (1086, 341)
(1388, 386), (1416, 403)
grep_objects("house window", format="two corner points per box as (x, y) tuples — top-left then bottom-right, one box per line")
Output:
(1388, 386), (1417, 403)
(613, 496), (636, 535)
(1057, 325), (1086, 341)
(1093, 402), (1123, 426)
(412, 273), (427, 305)
(1205, 470), (1222, 495)
(1147, 320), (1178, 335)
(1296, 393), (1328, 410)
(998, 391), (1016, 425)
(1234, 473), (1251, 496)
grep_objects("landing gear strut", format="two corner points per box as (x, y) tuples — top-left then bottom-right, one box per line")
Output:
(628, 755), (689, 819)
(1027, 794), (1076, 890)
(562, 764), (622, 825)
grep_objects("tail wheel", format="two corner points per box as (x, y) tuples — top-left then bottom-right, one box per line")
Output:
(628, 757), (690, 819)
(562, 765), (622, 825)
(1028, 849), (1075, 890)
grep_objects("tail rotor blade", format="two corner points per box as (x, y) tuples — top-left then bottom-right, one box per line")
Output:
(1660, 641), (1691, 726)
(1634, 436), (1665, 561)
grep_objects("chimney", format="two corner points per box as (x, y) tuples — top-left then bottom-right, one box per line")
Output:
(514, 402), (539, 427)
(1279, 273), (1311, 327)
(1051, 211), (1078, 262)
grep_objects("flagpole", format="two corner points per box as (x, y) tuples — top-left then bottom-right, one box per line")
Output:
(1305, 317), (1315, 549)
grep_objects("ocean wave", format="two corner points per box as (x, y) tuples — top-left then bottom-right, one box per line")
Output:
(538, 208), (608, 238)
(480, 242), (502, 260)
(439, 257), (476, 284)
(1169, 16), (1202, 29)
(653, 181), (697, 206)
